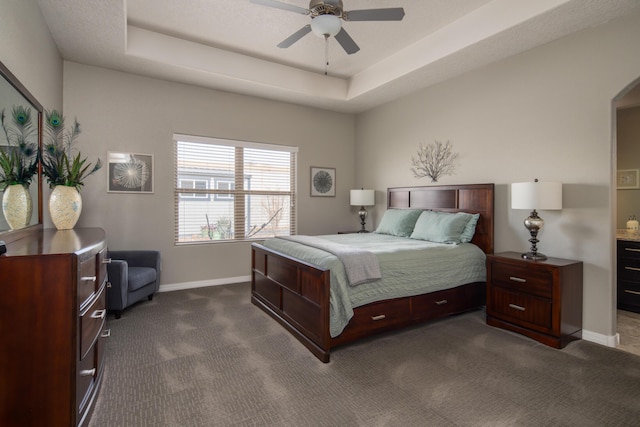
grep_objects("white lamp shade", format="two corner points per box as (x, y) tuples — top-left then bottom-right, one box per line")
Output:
(350, 189), (375, 206)
(511, 182), (562, 210)
(310, 14), (342, 37)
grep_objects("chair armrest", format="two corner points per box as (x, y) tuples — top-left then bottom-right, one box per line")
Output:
(106, 259), (128, 311)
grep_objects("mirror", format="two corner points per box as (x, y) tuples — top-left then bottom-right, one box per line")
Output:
(0, 61), (43, 241)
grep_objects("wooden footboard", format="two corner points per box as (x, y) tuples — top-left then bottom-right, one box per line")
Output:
(251, 243), (332, 362)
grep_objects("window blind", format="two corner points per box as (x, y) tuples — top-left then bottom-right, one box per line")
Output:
(173, 134), (297, 244)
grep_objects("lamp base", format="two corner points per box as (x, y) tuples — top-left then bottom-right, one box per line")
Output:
(521, 251), (547, 261)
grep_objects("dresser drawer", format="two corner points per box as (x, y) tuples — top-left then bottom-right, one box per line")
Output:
(489, 260), (553, 299)
(618, 280), (640, 310)
(77, 340), (99, 416)
(348, 298), (411, 334)
(488, 287), (552, 333)
(617, 257), (640, 282)
(618, 240), (640, 258)
(80, 287), (106, 360)
(78, 256), (99, 309)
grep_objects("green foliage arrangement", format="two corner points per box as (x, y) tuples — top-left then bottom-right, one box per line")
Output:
(41, 109), (102, 190)
(0, 106), (39, 190)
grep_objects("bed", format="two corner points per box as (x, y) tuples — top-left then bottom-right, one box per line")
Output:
(251, 183), (494, 362)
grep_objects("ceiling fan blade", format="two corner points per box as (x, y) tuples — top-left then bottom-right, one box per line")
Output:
(277, 25), (312, 48)
(334, 28), (360, 55)
(344, 8), (405, 21)
(250, 0), (309, 15)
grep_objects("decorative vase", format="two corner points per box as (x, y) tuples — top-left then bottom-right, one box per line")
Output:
(49, 185), (82, 230)
(2, 184), (32, 230)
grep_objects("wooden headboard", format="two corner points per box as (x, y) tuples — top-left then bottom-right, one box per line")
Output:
(387, 183), (494, 254)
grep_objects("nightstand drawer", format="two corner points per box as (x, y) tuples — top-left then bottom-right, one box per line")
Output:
(488, 287), (552, 332)
(489, 261), (553, 299)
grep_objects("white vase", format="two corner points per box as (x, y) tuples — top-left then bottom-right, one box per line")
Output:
(2, 184), (33, 230)
(49, 185), (82, 230)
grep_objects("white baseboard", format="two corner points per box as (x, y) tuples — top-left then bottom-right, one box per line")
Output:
(158, 275), (251, 293)
(582, 329), (619, 348)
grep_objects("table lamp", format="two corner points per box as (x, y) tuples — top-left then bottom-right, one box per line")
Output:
(350, 189), (375, 233)
(511, 179), (562, 260)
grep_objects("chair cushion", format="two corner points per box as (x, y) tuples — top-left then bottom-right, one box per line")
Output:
(127, 267), (157, 292)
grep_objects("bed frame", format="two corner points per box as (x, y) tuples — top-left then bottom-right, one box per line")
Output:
(251, 183), (494, 362)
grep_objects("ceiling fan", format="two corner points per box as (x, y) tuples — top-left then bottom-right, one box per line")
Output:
(250, 0), (405, 55)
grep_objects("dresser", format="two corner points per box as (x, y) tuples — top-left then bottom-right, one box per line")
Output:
(617, 239), (640, 313)
(486, 252), (583, 348)
(0, 227), (109, 427)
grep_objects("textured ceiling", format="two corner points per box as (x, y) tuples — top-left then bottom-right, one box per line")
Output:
(36, 0), (640, 113)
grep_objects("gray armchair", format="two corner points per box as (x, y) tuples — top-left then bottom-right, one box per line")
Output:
(107, 250), (161, 319)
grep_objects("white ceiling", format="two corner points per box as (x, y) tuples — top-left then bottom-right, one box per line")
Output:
(36, 0), (640, 113)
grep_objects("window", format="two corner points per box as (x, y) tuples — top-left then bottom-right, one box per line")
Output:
(179, 177), (210, 201)
(174, 134), (297, 243)
(214, 178), (234, 201)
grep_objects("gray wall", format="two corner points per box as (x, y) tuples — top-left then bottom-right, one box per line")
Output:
(617, 106), (640, 227)
(355, 10), (640, 340)
(63, 62), (356, 285)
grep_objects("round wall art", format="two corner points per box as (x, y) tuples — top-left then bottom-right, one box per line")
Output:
(310, 167), (335, 197)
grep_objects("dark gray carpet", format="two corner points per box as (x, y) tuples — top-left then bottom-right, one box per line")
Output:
(89, 283), (640, 427)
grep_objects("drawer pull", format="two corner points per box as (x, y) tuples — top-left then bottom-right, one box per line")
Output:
(101, 329), (111, 338)
(106, 281), (112, 288)
(509, 276), (526, 283)
(91, 309), (106, 319)
(80, 369), (96, 377)
(624, 248), (640, 252)
(624, 266), (640, 272)
(435, 299), (448, 305)
(624, 290), (640, 295)
(102, 258), (112, 264)
(508, 303), (526, 311)
(371, 314), (386, 321)
(81, 275), (97, 282)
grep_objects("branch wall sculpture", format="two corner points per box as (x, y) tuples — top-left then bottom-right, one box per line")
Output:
(410, 140), (458, 182)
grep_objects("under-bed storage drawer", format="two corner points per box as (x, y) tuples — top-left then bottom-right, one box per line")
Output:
(411, 283), (485, 321)
(342, 298), (411, 338)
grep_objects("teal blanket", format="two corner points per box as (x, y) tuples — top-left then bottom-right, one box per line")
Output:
(261, 233), (487, 337)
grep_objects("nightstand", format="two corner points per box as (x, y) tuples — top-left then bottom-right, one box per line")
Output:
(486, 252), (583, 348)
(338, 230), (366, 234)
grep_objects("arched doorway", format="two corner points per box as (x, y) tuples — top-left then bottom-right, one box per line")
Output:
(613, 77), (640, 356)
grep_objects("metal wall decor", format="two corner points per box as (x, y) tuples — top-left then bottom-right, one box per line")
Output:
(310, 166), (335, 197)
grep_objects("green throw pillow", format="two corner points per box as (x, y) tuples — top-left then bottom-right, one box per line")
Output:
(410, 211), (473, 244)
(374, 209), (423, 237)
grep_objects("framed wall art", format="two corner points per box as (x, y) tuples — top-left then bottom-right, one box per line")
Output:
(617, 169), (639, 189)
(310, 166), (335, 197)
(107, 152), (154, 193)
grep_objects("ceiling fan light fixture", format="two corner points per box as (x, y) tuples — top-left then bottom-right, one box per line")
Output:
(310, 14), (341, 38)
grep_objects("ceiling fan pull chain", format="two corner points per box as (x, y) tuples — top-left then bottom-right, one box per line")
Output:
(324, 34), (329, 76)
